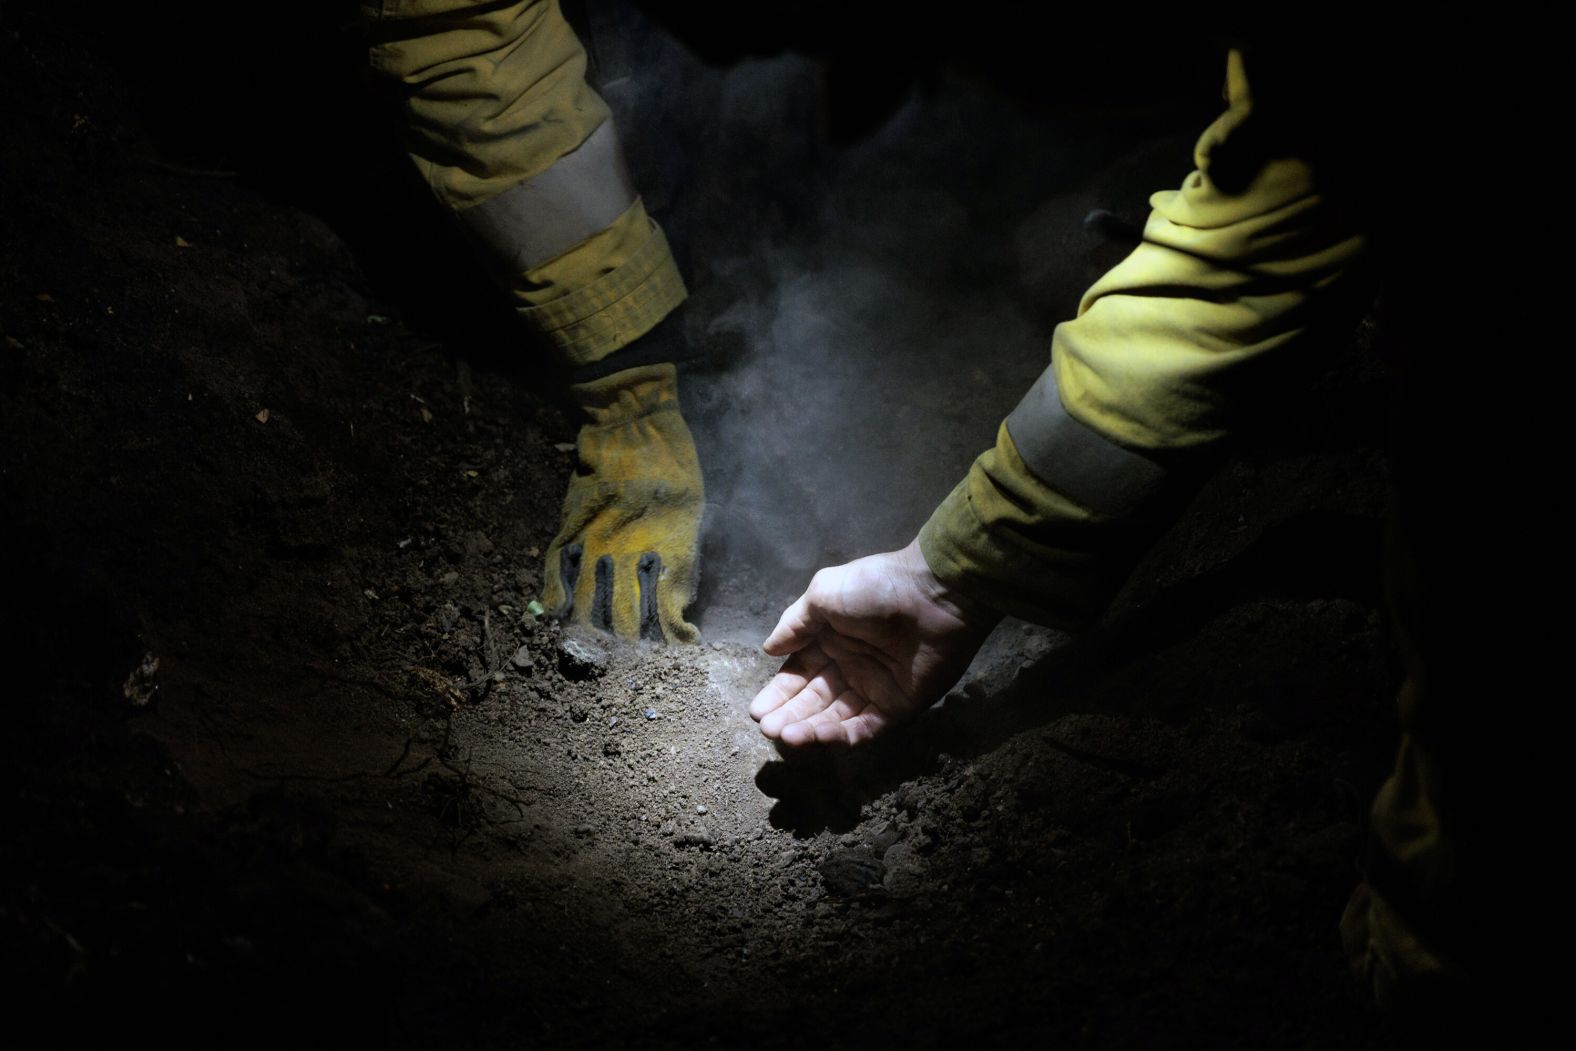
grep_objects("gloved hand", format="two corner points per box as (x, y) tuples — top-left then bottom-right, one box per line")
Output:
(542, 363), (703, 643)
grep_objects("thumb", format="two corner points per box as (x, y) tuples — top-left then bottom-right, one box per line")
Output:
(762, 587), (824, 656)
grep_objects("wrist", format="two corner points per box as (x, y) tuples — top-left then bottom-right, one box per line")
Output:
(567, 312), (694, 386)
(568, 362), (683, 428)
(897, 537), (1000, 632)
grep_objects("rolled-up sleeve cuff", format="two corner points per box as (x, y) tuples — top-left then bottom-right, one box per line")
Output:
(917, 426), (1131, 630)
(516, 216), (688, 367)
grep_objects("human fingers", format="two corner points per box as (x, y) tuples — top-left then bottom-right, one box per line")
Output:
(783, 702), (892, 748)
(748, 644), (832, 721)
(783, 694), (866, 748)
(758, 661), (848, 740)
(783, 712), (852, 748)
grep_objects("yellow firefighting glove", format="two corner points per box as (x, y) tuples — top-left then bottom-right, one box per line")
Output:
(542, 363), (703, 643)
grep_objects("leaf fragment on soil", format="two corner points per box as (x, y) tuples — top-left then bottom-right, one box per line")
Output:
(175, 236), (193, 248)
(255, 408), (270, 423)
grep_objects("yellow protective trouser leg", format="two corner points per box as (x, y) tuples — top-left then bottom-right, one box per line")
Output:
(363, 0), (686, 364)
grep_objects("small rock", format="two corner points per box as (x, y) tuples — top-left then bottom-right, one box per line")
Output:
(557, 636), (608, 680)
(510, 644), (531, 669)
(695, 804), (708, 815)
(642, 707), (659, 720)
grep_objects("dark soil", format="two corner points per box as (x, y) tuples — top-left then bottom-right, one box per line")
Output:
(3, 5), (1399, 1046)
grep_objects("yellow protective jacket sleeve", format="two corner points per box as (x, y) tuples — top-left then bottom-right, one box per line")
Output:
(364, 0), (686, 365)
(919, 49), (1371, 627)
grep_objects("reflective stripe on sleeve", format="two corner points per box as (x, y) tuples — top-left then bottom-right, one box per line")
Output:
(458, 119), (637, 272)
(1004, 365), (1171, 518)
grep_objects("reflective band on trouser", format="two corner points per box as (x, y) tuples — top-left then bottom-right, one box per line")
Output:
(458, 119), (636, 272)
(1004, 365), (1171, 518)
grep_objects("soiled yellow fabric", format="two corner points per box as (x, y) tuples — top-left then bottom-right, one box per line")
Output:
(1056, 51), (1368, 450)
(365, 0), (685, 364)
(920, 48), (1369, 621)
(543, 364), (703, 643)
(920, 424), (1130, 628)
(923, 48), (1460, 1007)
(513, 198), (687, 365)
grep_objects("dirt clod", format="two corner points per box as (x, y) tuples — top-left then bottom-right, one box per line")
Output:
(820, 847), (884, 897)
(882, 841), (927, 898)
(558, 635), (609, 680)
(675, 827), (715, 849)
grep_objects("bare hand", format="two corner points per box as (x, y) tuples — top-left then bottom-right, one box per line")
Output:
(749, 539), (999, 748)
